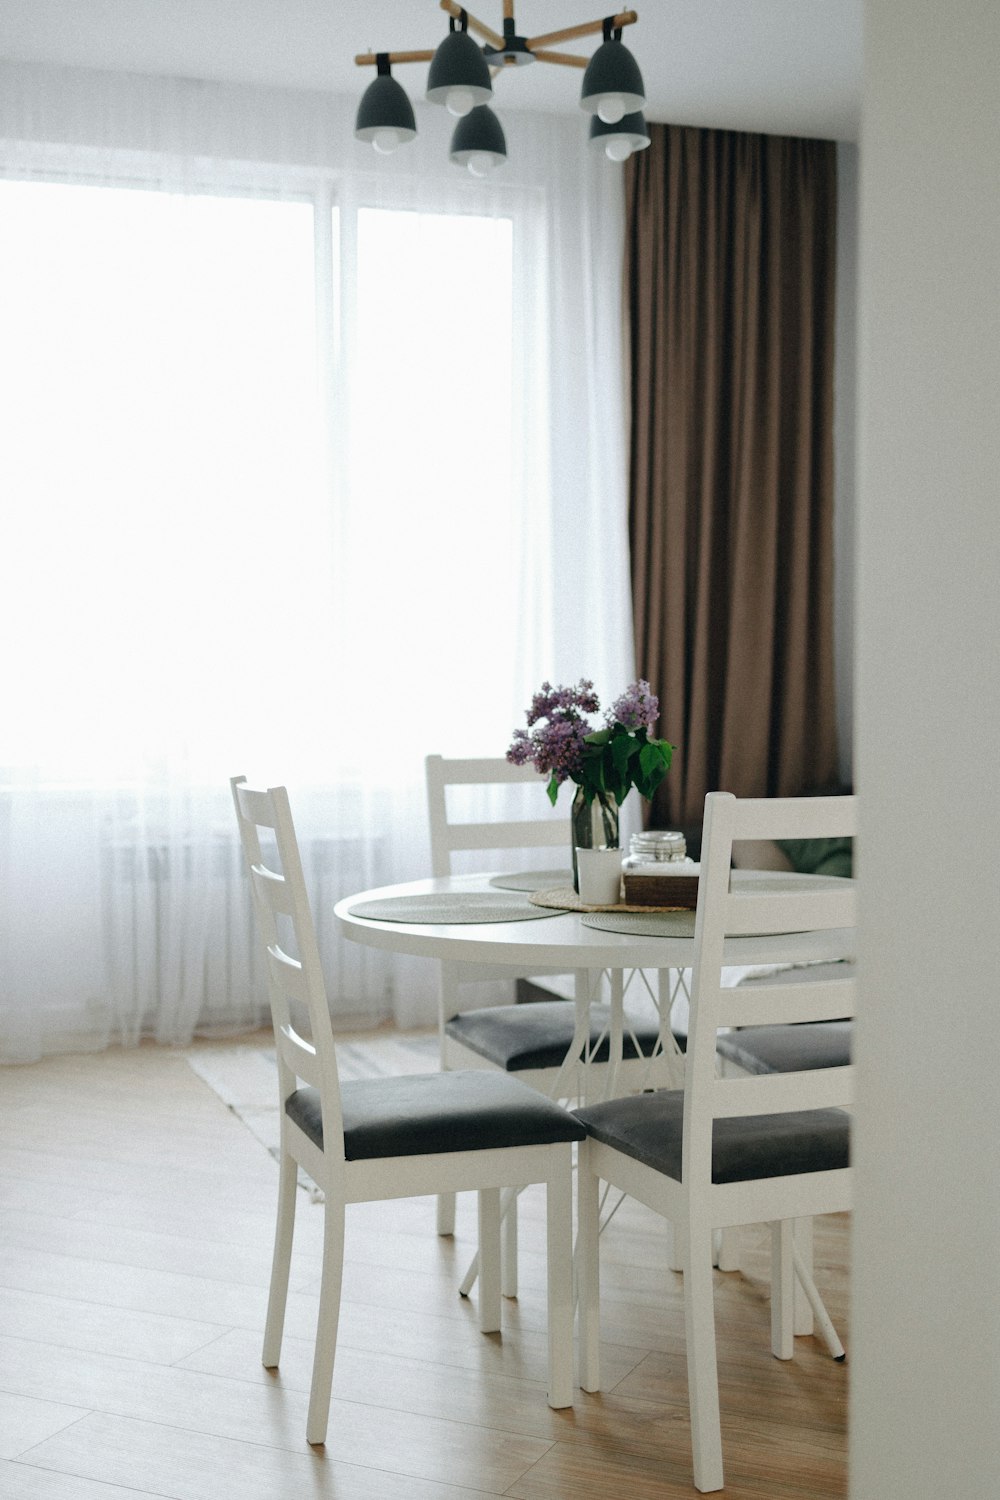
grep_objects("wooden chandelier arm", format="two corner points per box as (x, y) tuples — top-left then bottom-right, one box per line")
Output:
(439, 1), (505, 51)
(527, 11), (638, 51)
(528, 49), (588, 69)
(354, 49), (436, 67)
(355, 7), (639, 72)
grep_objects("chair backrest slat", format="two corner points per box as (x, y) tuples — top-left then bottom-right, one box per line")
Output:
(710, 1066), (854, 1119)
(683, 791), (858, 1186)
(729, 795), (857, 843)
(725, 884), (856, 936)
(274, 1021), (323, 1091)
(252, 861), (298, 917)
(231, 776), (345, 1160)
(439, 820), (567, 855)
(235, 783), (283, 831)
(716, 975), (855, 1029)
(425, 753), (564, 877)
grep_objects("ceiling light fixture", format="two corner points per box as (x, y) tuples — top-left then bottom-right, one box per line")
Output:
(354, 3), (646, 174)
(588, 108), (650, 162)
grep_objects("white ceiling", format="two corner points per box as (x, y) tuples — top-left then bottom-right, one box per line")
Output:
(0, 1), (862, 141)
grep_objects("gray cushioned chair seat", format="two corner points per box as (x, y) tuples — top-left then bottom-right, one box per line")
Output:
(445, 1000), (667, 1073)
(715, 1021), (852, 1076)
(286, 1069), (587, 1160)
(575, 1090), (850, 1184)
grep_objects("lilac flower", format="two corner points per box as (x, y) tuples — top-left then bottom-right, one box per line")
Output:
(507, 679), (598, 783)
(509, 677), (672, 807)
(526, 678), (599, 726)
(606, 679), (659, 733)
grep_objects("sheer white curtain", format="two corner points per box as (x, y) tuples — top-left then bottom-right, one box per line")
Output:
(0, 62), (634, 1059)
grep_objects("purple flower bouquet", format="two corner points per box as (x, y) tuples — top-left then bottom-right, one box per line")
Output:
(507, 678), (673, 809)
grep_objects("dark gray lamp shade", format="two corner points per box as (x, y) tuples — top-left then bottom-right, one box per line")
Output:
(580, 38), (645, 121)
(449, 104), (507, 174)
(588, 110), (650, 161)
(354, 69), (417, 151)
(427, 26), (492, 113)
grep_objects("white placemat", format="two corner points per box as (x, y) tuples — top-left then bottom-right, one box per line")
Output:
(489, 869), (572, 892)
(581, 910), (698, 937)
(347, 892), (558, 924)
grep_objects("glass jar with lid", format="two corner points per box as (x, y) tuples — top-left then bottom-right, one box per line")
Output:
(628, 830), (687, 863)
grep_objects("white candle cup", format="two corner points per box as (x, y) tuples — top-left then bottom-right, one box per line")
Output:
(576, 847), (624, 906)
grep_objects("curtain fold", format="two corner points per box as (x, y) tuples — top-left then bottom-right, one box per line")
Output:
(626, 124), (839, 830)
(0, 62), (633, 1061)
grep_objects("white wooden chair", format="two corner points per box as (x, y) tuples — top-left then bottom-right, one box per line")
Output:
(713, 967), (854, 1324)
(230, 777), (582, 1445)
(426, 753), (682, 1278)
(576, 791), (856, 1492)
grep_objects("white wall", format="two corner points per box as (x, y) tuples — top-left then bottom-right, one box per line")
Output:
(850, 3), (1000, 1496)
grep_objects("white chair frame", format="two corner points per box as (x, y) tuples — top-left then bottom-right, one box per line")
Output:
(577, 791), (856, 1492)
(231, 777), (576, 1445)
(426, 753), (685, 1288)
(427, 753), (684, 1093)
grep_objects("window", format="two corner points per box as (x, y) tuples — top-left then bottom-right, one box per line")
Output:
(0, 179), (528, 788)
(343, 207), (525, 770)
(0, 129), (629, 1052)
(0, 180), (324, 784)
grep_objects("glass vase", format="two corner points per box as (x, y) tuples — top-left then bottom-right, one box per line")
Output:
(570, 786), (620, 893)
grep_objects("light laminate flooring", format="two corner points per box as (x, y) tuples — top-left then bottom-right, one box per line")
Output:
(0, 1032), (849, 1498)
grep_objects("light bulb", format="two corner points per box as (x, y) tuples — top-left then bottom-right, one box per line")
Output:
(372, 128), (401, 155)
(467, 151), (496, 177)
(604, 137), (632, 162)
(597, 95), (626, 125)
(446, 87), (475, 118)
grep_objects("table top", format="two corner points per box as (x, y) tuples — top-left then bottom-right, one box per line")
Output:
(334, 871), (855, 971)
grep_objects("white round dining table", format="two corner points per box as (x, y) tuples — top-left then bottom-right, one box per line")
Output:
(335, 870), (854, 1098)
(335, 869), (855, 1291)
(334, 870), (852, 973)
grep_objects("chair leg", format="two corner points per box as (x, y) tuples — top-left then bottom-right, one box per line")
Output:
(771, 1220), (795, 1360)
(436, 981), (457, 1238)
(577, 1140), (601, 1393)
(683, 1222), (725, 1493)
(461, 1186), (517, 1301)
(262, 1147), (298, 1368)
(458, 1247), (480, 1298)
(501, 1187), (519, 1299)
(477, 1189), (502, 1333)
(793, 1217), (815, 1335)
(791, 1239), (846, 1361)
(715, 1226), (741, 1272)
(436, 1191), (457, 1236)
(306, 1192), (346, 1446)
(666, 1218), (685, 1273)
(545, 1155), (574, 1409)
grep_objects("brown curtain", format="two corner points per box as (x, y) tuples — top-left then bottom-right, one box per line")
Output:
(626, 124), (839, 830)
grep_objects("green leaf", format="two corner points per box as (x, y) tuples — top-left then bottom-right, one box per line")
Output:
(546, 774), (560, 806)
(639, 741), (664, 773)
(638, 741), (670, 797)
(585, 727), (612, 746)
(611, 733), (639, 774)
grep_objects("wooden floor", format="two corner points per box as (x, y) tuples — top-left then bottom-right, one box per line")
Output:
(0, 1033), (849, 1498)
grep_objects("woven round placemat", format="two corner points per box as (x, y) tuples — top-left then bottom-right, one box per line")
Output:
(489, 869), (572, 893)
(529, 886), (694, 915)
(347, 892), (558, 924)
(580, 910), (698, 938)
